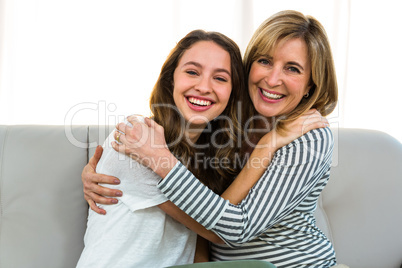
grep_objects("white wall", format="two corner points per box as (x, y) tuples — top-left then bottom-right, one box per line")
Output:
(0, 0), (401, 143)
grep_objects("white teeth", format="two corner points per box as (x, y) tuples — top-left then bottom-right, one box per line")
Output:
(261, 89), (283, 99)
(188, 97), (212, 106)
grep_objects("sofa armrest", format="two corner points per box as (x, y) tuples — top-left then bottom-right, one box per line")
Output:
(316, 128), (402, 268)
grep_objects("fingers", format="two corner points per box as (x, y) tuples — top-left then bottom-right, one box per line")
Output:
(302, 109), (320, 118)
(144, 117), (158, 128)
(86, 184), (121, 202)
(82, 170), (122, 197)
(127, 114), (145, 123)
(126, 115), (146, 135)
(92, 145), (103, 164)
(145, 117), (164, 132)
(303, 120), (328, 134)
(115, 122), (128, 135)
(144, 117), (153, 127)
(86, 197), (107, 215)
(304, 112), (328, 127)
(82, 160), (122, 215)
(301, 109), (327, 124)
(85, 171), (120, 185)
(111, 140), (127, 154)
(115, 119), (144, 144)
(292, 109), (329, 135)
(303, 108), (317, 116)
(87, 146), (103, 171)
(321, 117), (329, 126)
(141, 117), (164, 141)
(302, 116), (329, 133)
(83, 178), (122, 209)
(114, 130), (125, 144)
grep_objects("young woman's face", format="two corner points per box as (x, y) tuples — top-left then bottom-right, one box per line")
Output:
(173, 41), (232, 128)
(248, 38), (311, 118)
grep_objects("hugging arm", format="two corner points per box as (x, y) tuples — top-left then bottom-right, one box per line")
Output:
(81, 111), (328, 243)
(158, 201), (223, 244)
(153, 126), (325, 244)
(194, 236), (209, 263)
(111, 110), (328, 205)
(220, 110), (329, 204)
(81, 146), (122, 215)
(157, 128), (334, 244)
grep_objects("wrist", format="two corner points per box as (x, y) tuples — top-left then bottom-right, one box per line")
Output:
(262, 131), (285, 151)
(152, 149), (178, 179)
(257, 132), (280, 155)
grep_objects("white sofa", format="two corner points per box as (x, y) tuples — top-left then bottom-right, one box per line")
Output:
(0, 125), (401, 268)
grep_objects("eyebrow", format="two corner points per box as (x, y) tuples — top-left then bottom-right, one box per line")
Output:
(183, 61), (231, 76)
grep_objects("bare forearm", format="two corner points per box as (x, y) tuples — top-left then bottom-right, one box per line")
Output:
(158, 201), (223, 244)
(221, 132), (277, 204)
(194, 236), (209, 263)
(150, 150), (179, 179)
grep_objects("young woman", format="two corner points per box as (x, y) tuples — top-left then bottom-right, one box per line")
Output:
(82, 10), (338, 268)
(76, 29), (248, 267)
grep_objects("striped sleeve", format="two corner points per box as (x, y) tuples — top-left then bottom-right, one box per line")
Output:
(158, 128), (334, 245)
(158, 161), (230, 229)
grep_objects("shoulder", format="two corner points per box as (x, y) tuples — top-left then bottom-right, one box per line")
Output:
(288, 127), (333, 147)
(304, 127), (333, 143)
(276, 128), (334, 161)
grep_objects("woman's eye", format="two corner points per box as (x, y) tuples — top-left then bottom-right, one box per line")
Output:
(186, 70), (198, 75)
(288, 66), (301, 73)
(257, 58), (270, 65)
(215, 77), (228, 82)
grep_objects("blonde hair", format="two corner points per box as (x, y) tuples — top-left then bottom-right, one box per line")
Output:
(243, 10), (338, 132)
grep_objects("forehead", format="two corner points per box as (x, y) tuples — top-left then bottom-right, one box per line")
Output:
(264, 38), (310, 69)
(258, 37), (308, 56)
(178, 41), (231, 69)
(275, 38), (308, 59)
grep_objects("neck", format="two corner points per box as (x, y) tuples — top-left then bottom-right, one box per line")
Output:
(244, 116), (275, 152)
(185, 130), (202, 143)
(255, 116), (275, 135)
(184, 123), (207, 143)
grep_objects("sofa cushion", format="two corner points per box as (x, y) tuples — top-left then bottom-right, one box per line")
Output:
(0, 125), (89, 268)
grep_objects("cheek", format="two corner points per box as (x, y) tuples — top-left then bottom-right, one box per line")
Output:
(172, 77), (190, 101)
(248, 65), (259, 85)
(172, 82), (185, 108)
(172, 83), (180, 100)
(285, 84), (309, 111)
(289, 78), (309, 96)
(247, 66), (265, 99)
(218, 85), (232, 106)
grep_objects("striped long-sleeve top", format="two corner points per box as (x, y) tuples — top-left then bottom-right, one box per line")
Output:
(157, 128), (337, 267)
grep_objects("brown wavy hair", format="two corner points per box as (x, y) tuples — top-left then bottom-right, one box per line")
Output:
(149, 30), (247, 194)
(242, 10), (338, 134)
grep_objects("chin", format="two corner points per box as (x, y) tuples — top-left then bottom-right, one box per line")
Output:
(184, 116), (212, 127)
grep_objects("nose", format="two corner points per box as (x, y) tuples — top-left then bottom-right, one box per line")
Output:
(195, 75), (212, 94)
(265, 67), (283, 88)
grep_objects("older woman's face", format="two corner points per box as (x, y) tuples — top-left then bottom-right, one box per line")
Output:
(248, 38), (311, 118)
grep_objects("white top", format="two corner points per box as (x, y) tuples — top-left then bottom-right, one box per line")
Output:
(76, 118), (196, 268)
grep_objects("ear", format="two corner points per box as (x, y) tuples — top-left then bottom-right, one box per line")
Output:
(303, 86), (311, 99)
(304, 80), (316, 98)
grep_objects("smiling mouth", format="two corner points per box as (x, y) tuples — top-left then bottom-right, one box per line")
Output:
(187, 97), (213, 106)
(260, 88), (285, 100)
